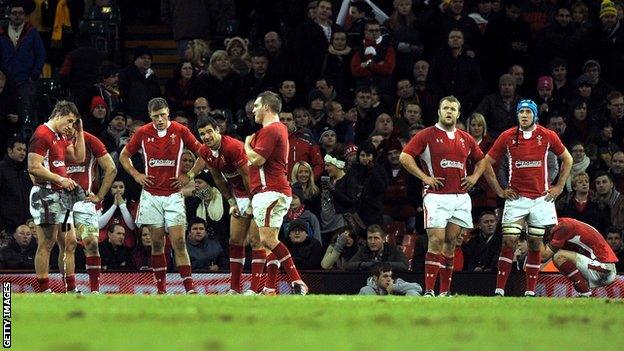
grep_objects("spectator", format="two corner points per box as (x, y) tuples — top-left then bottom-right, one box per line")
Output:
(186, 217), (227, 271)
(91, 63), (121, 116)
(100, 111), (128, 159)
(225, 36), (251, 76)
(183, 39), (210, 74)
(572, 75), (603, 119)
(320, 153), (355, 241)
(347, 141), (389, 226)
(279, 79), (302, 113)
(591, 120), (620, 167)
(280, 111), (324, 180)
(236, 99), (260, 137)
(284, 184), (321, 244)
(185, 171), (226, 245)
(396, 102), (424, 138)
(475, 74), (522, 136)
(469, 0), (495, 34)
(594, 171), (624, 230)
(411, 60), (437, 124)
(284, 219), (323, 270)
(317, 127), (341, 158)
(465, 113), (497, 217)
(179, 149), (197, 196)
(581, 59), (615, 103)
(382, 139), (418, 231)
(462, 211), (501, 272)
(346, 0), (370, 48)
(384, 0), (423, 81)
(160, 0), (211, 57)
(427, 0), (481, 56)
(315, 77), (348, 109)
(605, 228), (624, 272)
(571, 1), (591, 29)
(566, 142), (592, 192)
(131, 226), (153, 271)
(608, 151), (624, 191)
(350, 19), (395, 95)
(557, 172), (610, 234)
(589, 1), (623, 91)
(290, 160), (321, 218)
(550, 58), (573, 107)
(0, 137), (31, 235)
(83, 96), (109, 136)
(293, 107), (315, 132)
(534, 76), (564, 117)
(98, 179), (138, 249)
(237, 50), (275, 106)
(321, 30), (354, 97)
(429, 29), (484, 113)
(118, 46), (161, 121)
(0, 1), (46, 133)
(193, 97), (211, 122)
(315, 101), (355, 144)
(392, 79), (418, 122)
(308, 89), (327, 123)
(353, 86), (376, 144)
(0, 224), (35, 269)
(359, 262), (422, 295)
(263, 32), (288, 83)
(346, 224), (409, 271)
(100, 224), (135, 270)
(566, 100), (596, 146)
(201, 50), (240, 113)
(165, 60), (207, 116)
(0, 70), (19, 157)
(321, 227), (359, 270)
(606, 91), (624, 149)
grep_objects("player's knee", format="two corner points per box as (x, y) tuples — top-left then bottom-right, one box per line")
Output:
(151, 239), (165, 253)
(502, 236), (516, 248)
(65, 239), (77, 252)
(261, 237), (278, 250)
(38, 239), (55, 252)
(229, 236), (245, 247)
(427, 235), (444, 250)
(83, 238), (99, 255)
(171, 236), (186, 251)
(552, 251), (568, 266)
(527, 236), (542, 251)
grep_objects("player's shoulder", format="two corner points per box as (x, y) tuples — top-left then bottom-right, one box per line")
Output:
(457, 129), (476, 141)
(170, 121), (189, 132)
(33, 123), (53, 137)
(499, 127), (518, 138)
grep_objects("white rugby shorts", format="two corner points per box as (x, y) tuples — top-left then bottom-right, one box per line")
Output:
(423, 193), (473, 229)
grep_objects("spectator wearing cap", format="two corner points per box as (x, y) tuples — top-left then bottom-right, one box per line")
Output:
(284, 185), (322, 244)
(534, 75), (565, 116)
(572, 74), (604, 119)
(314, 101), (355, 144)
(59, 32), (104, 116)
(475, 73), (523, 136)
(318, 127), (341, 158)
(100, 111), (128, 160)
(210, 110), (239, 139)
(590, 0), (624, 91)
(582, 59), (615, 103)
(83, 96), (109, 136)
(91, 63), (121, 115)
(279, 110), (324, 180)
(284, 218), (324, 270)
(118, 45), (161, 121)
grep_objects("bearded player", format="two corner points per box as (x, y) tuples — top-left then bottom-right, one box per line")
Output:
(61, 127), (117, 293)
(484, 99), (573, 296)
(120, 97), (202, 294)
(28, 101), (85, 293)
(400, 96), (490, 297)
(542, 217), (618, 296)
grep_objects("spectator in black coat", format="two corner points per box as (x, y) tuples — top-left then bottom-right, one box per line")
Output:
(237, 50), (275, 107)
(462, 211), (501, 272)
(0, 225), (36, 269)
(0, 137), (31, 234)
(118, 46), (161, 121)
(160, 0), (212, 57)
(605, 228), (624, 272)
(346, 225), (408, 271)
(429, 29), (484, 113)
(556, 172), (611, 234)
(589, 0), (624, 91)
(475, 73), (523, 136)
(200, 51), (240, 113)
(284, 219), (324, 270)
(100, 224), (135, 271)
(321, 30), (354, 98)
(165, 60), (207, 116)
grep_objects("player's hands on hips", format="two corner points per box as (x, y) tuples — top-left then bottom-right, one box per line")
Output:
(133, 173), (155, 187)
(544, 185), (563, 202)
(461, 175), (478, 191)
(85, 193), (101, 203)
(170, 173), (191, 189)
(497, 187), (519, 200)
(424, 176), (445, 190)
(60, 177), (78, 191)
(245, 134), (255, 145)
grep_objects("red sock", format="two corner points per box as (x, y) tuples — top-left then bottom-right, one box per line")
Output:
(424, 252), (442, 292)
(525, 249), (541, 294)
(86, 256), (101, 292)
(250, 249), (266, 292)
(152, 254), (167, 293)
(265, 252), (279, 290)
(229, 245), (245, 292)
(271, 243), (302, 283)
(37, 277), (50, 292)
(496, 247), (514, 291)
(178, 265), (195, 292)
(438, 255), (454, 294)
(65, 274), (76, 292)
(558, 260), (590, 293)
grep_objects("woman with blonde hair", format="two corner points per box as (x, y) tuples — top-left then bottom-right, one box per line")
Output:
(184, 39), (210, 74)
(201, 50), (240, 112)
(466, 112), (497, 217)
(291, 161), (321, 216)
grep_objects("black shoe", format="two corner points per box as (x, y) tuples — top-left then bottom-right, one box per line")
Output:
(291, 282), (308, 295)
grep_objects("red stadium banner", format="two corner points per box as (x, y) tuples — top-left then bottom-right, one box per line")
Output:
(2, 273), (624, 297)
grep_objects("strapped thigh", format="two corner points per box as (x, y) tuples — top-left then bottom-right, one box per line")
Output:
(527, 225), (546, 237)
(502, 223), (523, 236)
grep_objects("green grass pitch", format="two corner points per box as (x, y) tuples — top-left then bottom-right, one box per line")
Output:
(10, 294), (624, 351)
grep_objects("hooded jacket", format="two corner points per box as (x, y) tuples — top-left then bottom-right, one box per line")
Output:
(358, 276), (422, 295)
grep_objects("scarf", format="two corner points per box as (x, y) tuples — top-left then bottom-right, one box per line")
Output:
(287, 204), (306, 221)
(195, 187), (224, 221)
(51, 0), (71, 46)
(565, 155), (590, 191)
(328, 45), (352, 56)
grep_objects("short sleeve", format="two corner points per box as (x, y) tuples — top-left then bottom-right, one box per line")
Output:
(467, 134), (484, 162)
(402, 130), (426, 158)
(88, 133), (108, 158)
(125, 129), (142, 155)
(253, 127), (277, 160)
(548, 130), (566, 156)
(487, 132), (507, 161)
(29, 131), (49, 156)
(182, 126), (201, 153)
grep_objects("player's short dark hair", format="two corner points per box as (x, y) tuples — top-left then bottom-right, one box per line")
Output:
(439, 95), (461, 111)
(147, 97), (169, 113)
(594, 170), (614, 183)
(196, 116), (219, 131)
(372, 262), (393, 277)
(50, 100), (80, 120)
(6, 136), (26, 150)
(257, 91), (282, 114)
(188, 217), (207, 229)
(367, 224), (384, 237)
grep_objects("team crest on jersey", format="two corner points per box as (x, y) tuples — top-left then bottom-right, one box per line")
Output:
(459, 137), (465, 148)
(170, 134), (177, 144)
(536, 135), (543, 145)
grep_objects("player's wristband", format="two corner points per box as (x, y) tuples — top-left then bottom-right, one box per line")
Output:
(187, 171), (196, 179)
(227, 198), (237, 207)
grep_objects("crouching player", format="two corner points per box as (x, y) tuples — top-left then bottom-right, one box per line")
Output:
(542, 217), (619, 297)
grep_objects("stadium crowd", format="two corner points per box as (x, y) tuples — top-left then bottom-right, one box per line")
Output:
(1, 0), (624, 288)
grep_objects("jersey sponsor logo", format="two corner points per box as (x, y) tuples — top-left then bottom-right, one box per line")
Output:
(514, 160), (542, 168)
(440, 159), (464, 169)
(66, 165), (86, 174)
(148, 158), (175, 167)
(222, 170), (240, 179)
(52, 160), (65, 168)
